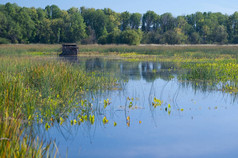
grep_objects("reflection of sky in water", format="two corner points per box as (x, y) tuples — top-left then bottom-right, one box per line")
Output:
(48, 57), (238, 157)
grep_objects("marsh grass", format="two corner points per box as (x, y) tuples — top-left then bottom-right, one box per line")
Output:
(0, 50), (117, 157)
(78, 44), (238, 57)
(179, 61), (238, 93)
(1, 44), (238, 61)
(0, 56), (117, 121)
(0, 112), (53, 158)
(0, 44), (61, 56)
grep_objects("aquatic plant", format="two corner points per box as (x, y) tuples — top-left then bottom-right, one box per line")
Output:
(126, 116), (130, 127)
(180, 61), (238, 93)
(89, 115), (95, 124)
(152, 97), (162, 108)
(103, 116), (109, 124)
(104, 99), (110, 109)
(127, 97), (135, 108)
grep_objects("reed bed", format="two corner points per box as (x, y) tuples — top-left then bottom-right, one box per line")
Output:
(0, 112), (52, 158)
(0, 53), (117, 157)
(180, 61), (238, 93)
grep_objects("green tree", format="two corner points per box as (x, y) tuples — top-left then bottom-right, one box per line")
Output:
(38, 19), (52, 43)
(120, 29), (142, 45)
(161, 30), (181, 44)
(36, 8), (46, 21)
(189, 32), (201, 44)
(0, 11), (8, 38)
(142, 11), (158, 32)
(66, 7), (86, 42)
(120, 11), (130, 31)
(107, 28), (121, 44)
(200, 25), (211, 43)
(160, 13), (175, 33)
(228, 12), (238, 42)
(211, 25), (228, 44)
(130, 13), (142, 29)
(16, 7), (35, 43)
(45, 5), (62, 19)
(103, 8), (120, 32)
(81, 8), (108, 39)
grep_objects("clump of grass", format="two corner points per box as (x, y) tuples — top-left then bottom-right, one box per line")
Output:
(0, 112), (52, 157)
(179, 61), (238, 93)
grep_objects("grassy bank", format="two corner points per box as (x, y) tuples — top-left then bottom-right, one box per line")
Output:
(77, 44), (238, 58)
(0, 44), (61, 56)
(1, 44), (238, 59)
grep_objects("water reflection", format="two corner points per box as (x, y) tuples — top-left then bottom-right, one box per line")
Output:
(51, 57), (238, 158)
(86, 58), (104, 71)
(82, 58), (176, 82)
(59, 56), (79, 63)
(58, 56), (238, 103)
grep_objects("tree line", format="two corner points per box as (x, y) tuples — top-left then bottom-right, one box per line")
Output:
(1, 3), (238, 45)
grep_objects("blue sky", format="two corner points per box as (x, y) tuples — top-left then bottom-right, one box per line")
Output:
(1, 0), (238, 16)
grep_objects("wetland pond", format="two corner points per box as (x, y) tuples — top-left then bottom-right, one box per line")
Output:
(43, 57), (238, 158)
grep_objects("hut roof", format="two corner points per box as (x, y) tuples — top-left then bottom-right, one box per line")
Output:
(62, 43), (77, 46)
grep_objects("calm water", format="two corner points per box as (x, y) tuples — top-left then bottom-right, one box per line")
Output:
(46, 57), (238, 158)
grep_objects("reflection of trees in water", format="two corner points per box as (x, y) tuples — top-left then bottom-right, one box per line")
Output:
(61, 57), (178, 82)
(85, 58), (103, 71)
(120, 61), (141, 80)
(58, 56), (78, 63)
(141, 62), (177, 82)
(180, 80), (215, 93)
(141, 62), (156, 82)
(58, 57), (237, 98)
(179, 80), (238, 103)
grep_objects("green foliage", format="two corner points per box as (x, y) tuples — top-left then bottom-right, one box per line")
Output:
(98, 28), (121, 44)
(0, 112), (52, 157)
(1, 3), (238, 44)
(119, 29), (142, 45)
(142, 11), (158, 32)
(161, 30), (182, 44)
(130, 13), (142, 29)
(0, 37), (10, 44)
(120, 11), (130, 31)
